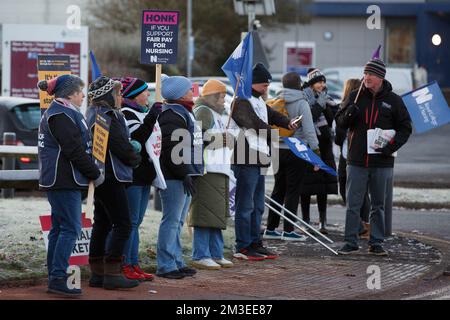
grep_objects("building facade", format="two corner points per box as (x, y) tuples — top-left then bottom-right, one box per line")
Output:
(263, 0), (450, 87)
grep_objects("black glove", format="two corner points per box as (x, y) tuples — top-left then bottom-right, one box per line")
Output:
(144, 103), (162, 126)
(183, 175), (196, 197)
(375, 146), (394, 156)
(344, 104), (360, 123)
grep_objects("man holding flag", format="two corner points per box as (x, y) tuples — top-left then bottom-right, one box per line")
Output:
(335, 53), (412, 256)
(222, 32), (299, 261)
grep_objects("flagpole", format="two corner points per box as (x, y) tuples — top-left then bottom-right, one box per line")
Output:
(353, 77), (364, 104)
(226, 74), (241, 129)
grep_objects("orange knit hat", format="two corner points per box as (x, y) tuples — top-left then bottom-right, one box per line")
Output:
(201, 79), (227, 97)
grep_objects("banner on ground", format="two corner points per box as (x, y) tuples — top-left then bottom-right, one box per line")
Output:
(402, 81), (450, 134)
(283, 137), (337, 176)
(140, 10), (180, 65)
(39, 213), (92, 266)
(37, 54), (71, 111)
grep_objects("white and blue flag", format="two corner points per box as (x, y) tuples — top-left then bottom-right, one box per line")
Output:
(221, 32), (253, 99)
(284, 137), (337, 177)
(402, 81), (450, 134)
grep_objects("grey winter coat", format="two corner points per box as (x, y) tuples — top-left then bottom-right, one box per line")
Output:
(276, 88), (319, 150)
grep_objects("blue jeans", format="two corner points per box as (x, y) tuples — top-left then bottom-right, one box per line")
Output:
(192, 227), (224, 260)
(156, 180), (191, 274)
(344, 165), (393, 247)
(232, 165), (265, 251)
(123, 185), (151, 266)
(46, 190), (82, 281)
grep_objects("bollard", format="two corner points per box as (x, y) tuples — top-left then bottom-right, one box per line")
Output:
(153, 188), (162, 211)
(2, 132), (16, 198)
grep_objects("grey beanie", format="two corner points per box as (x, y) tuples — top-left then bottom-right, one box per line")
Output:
(37, 74), (84, 98)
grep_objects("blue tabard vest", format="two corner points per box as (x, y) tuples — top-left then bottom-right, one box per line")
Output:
(86, 106), (133, 183)
(38, 100), (92, 188)
(162, 103), (204, 176)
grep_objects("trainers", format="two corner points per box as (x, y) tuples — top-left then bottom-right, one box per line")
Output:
(263, 229), (282, 240)
(337, 244), (360, 255)
(191, 258), (221, 270)
(122, 265), (145, 281)
(233, 247), (266, 261)
(213, 258), (234, 268)
(132, 265), (154, 281)
(368, 245), (388, 256)
(47, 277), (82, 297)
(157, 270), (185, 279)
(251, 242), (278, 259)
(179, 267), (197, 276)
(282, 231), (307, 242)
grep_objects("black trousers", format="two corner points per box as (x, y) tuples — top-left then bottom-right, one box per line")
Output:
(89, 178), (131, 262)
(300, 193), (328, 224)
(267, 149), (307, 233)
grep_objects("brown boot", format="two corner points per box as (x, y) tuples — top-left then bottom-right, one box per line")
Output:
(103, 257), (139, 290)
(359, 222), (370, 240)
(89, 256), (104, 288)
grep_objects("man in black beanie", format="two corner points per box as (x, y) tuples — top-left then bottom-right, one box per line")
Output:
(231, 63), (299, 261)
(335, 58), (412, 256)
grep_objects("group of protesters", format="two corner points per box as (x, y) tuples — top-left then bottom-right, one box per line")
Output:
(37, 54), (411, 296)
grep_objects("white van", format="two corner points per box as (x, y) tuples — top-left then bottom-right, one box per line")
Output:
(322, 67), (413, 96)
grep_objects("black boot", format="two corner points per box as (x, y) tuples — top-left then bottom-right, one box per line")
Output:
(89, 256), (104, 288)
(319, 213), (328, 235)
(103, 257), (139, 290)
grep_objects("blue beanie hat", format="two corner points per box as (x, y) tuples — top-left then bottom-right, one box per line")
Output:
(161, 75), (192, 100)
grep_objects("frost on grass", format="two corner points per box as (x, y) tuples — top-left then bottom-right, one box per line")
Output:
(0, 197), (236, 282)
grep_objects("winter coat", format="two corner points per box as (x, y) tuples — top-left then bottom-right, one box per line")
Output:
(189, 172), (229, 230)
(231, 90), (290, 167)
(276, 88), (319, 150)
(300, 87), (338, 196)
(335, 80), (412, 168)
(39, 100), (100, 190)
(121, 101), (160, 185)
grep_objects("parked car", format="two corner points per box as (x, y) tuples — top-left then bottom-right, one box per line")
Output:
(0, 96), (40, 169)
(322, 66), (413, 95)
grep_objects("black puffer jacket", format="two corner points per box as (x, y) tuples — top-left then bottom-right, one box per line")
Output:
(335, 80), (412, 168)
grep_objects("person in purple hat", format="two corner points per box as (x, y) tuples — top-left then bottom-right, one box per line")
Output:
(336, 58), (412, 256)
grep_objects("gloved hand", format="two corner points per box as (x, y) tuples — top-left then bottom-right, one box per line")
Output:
(93, 171), (105, 187)
(183, 175), (196, 197)
(375, 146), (394, 156)
(344, 104), (360, 123)
(130, 139), (142, 153)
(144, 103), (162, 126)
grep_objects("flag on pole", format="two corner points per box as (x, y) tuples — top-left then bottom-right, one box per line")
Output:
(372, 44), (381, 59)
(221, 32), (254, 99)
(402, 81), (450, 134)
(89, 50), (102, 81)
(283, 137), (337, 176)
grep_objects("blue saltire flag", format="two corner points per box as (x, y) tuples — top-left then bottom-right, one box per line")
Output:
(283, 137), (337, 177)
(221, 32), (253, 99)
(89, 50), (102, 81)
(402, 81), (450, 134)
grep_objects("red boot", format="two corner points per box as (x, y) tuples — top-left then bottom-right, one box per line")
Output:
(122, 265), (144, 281)
(133, 265), (154, 281)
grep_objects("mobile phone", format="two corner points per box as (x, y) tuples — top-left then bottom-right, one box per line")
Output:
(292, 115), (303, 125)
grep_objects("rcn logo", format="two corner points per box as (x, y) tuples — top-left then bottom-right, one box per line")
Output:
(412, 87), (433, 104)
